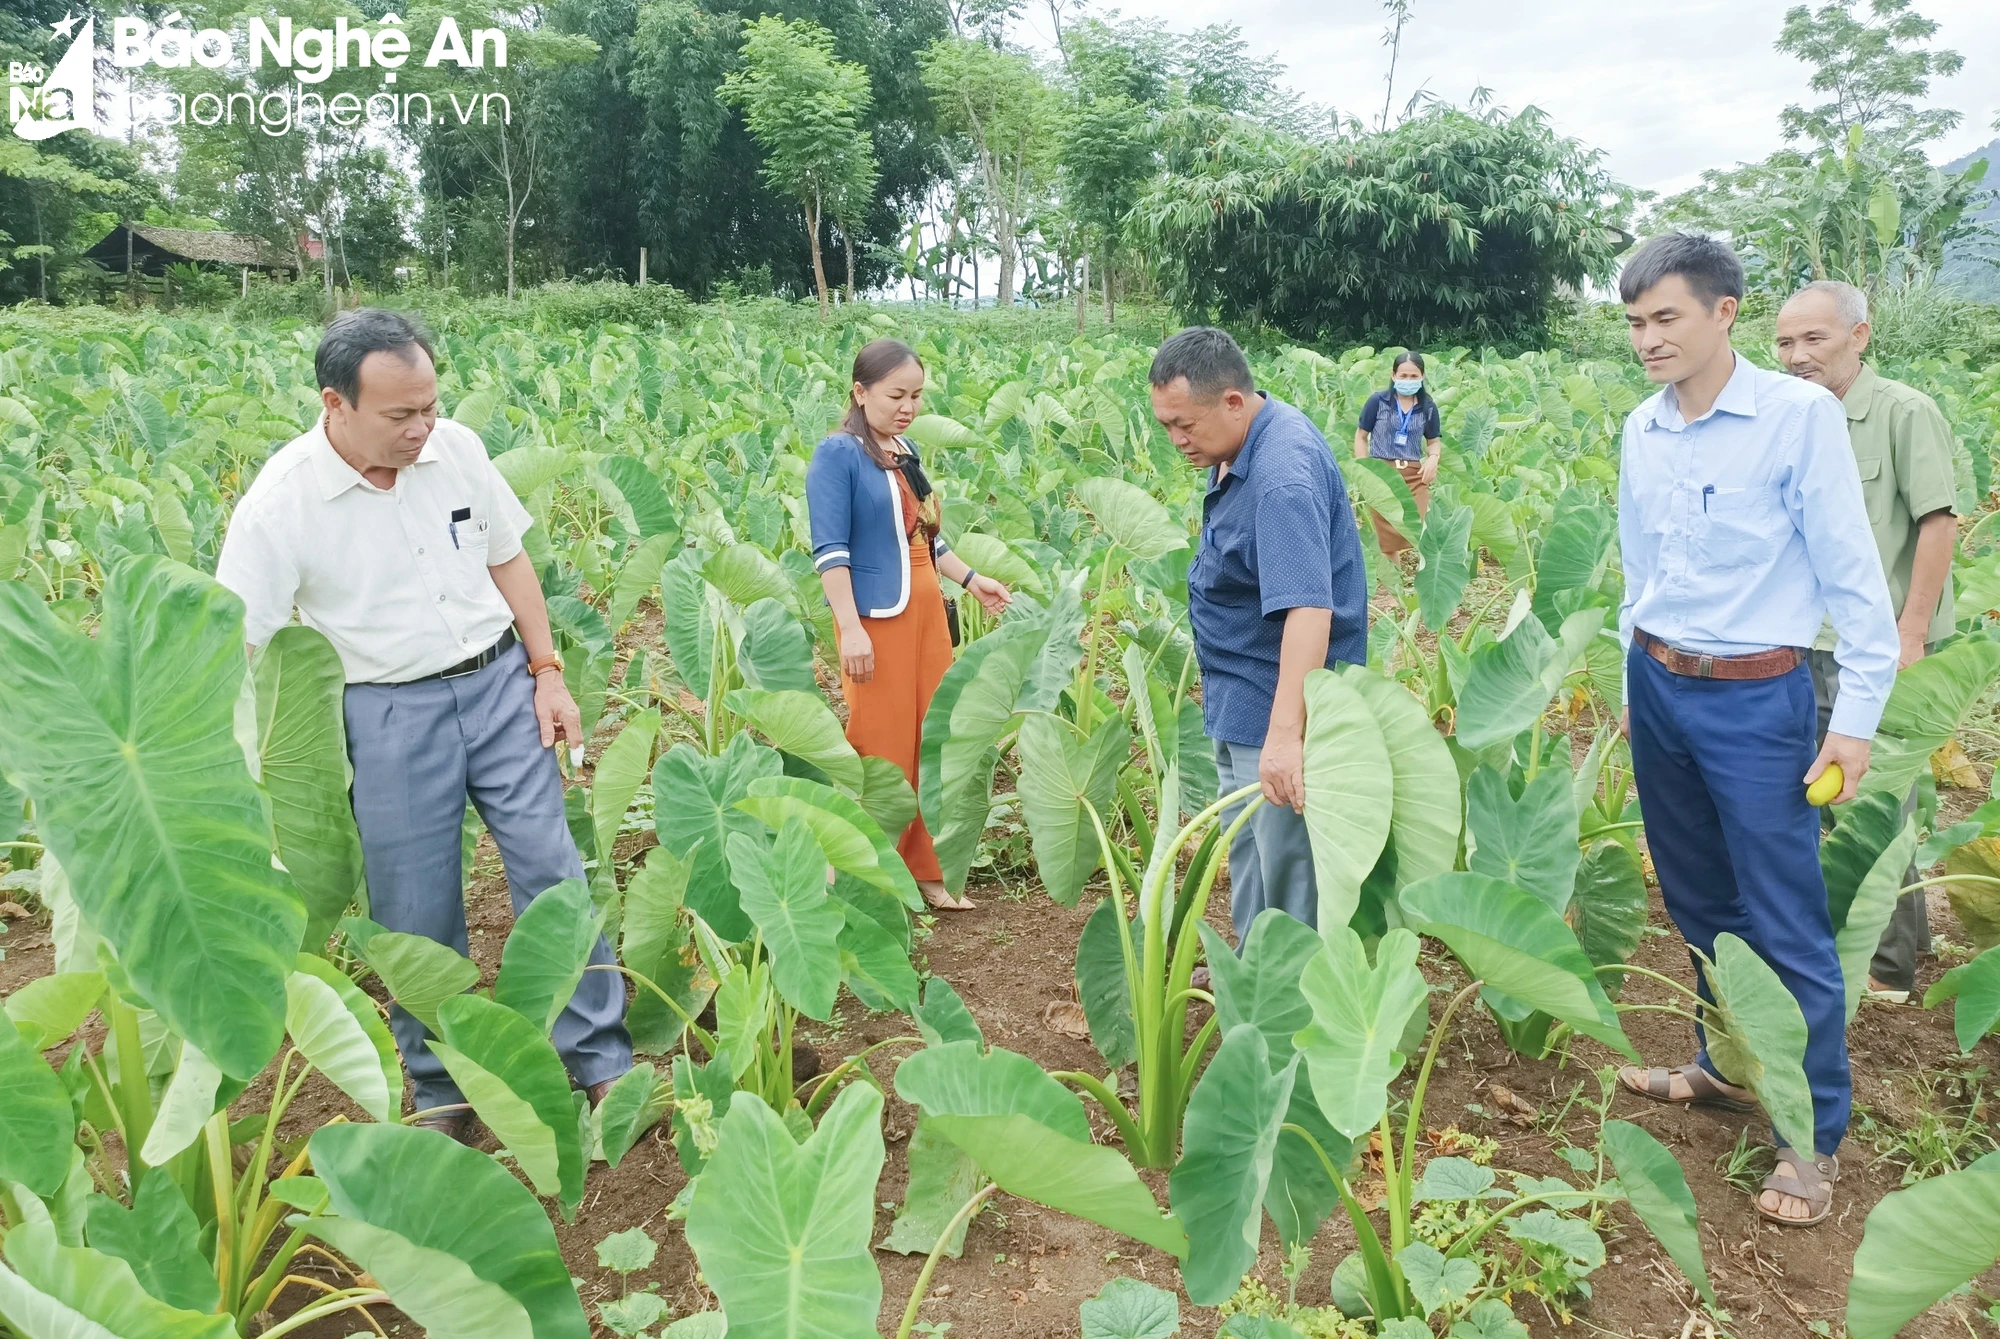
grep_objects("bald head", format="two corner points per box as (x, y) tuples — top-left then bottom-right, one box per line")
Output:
(1775, 281), (1871, 394)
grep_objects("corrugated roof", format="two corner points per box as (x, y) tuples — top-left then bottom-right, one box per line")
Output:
(119, 224), (299, 269)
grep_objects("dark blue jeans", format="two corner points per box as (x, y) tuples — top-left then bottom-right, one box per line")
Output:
(1626, 645), (1849, 1157)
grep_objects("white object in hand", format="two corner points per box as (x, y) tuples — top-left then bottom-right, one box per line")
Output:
(569, 745), (585, 769)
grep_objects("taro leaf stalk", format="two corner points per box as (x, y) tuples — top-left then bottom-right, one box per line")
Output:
(1052, 781), (1263, 1169)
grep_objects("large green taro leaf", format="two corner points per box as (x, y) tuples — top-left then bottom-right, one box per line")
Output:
(342, 916), (480, 1036)
(498, 878), (602, 1035)
(1819, 790), (1906, 934)
(433, 994), (587, 1218)
(724, 688), (864, 792)
(1344, 668), (1460, 890)
(1699, 933), (1815, 1154)
(659, 550), (716, 702)
(0, 557), (305, 1080)
(1567, 842), (1648, 997)
(830, 888), (918, 1012)
(310, 1122), (590, 1339)
(736, 599), (818, 695)
(619, 845), (707, 1053)
(1399, 873), (1636, 1062)
(727, 820), (845, 1021)
(703, 544), (795, 613)
(1454, 606), (1603, 751)
(1074, 477), (1189, 561)
(1016, 712), (1126, 906)
(918, 620), (1043, 889)
(0, 1007), (74, 1196)
(1076, 897), (1136, 1069)
(0, 1222), (233, 1339)
(895, 1042), (1186, 1258)
(1199, 909), (1350, 1250)
(1301, 668), (1394, 933)
(879, 1119), (985, 1259)
(1169, 1026), (1297, 1304)
(738, 776), (922, 911)
(1294, 927), (1431, 1140)
(1835, 816), (1919, 1023)
(590, 709), (660, 870)
(1862, 636), (2000, 800)
(652, 734), (783, 941)
(1466, 764), (1578, 914)
(1529, 488), (1615, 633)
(685, 1084), (885, 1339)
(854, 755), (919, 843)
(1601, 1119), (1713, 1307)
(1846, 1149), (2000, 1339)
(598, 457), (679, 542)
(253, 626), (365, 948)
(83, 1174), (218, 1314)
(493, 879), (600, 1036)
(1924, 943), (2000, 1052)
(285, 954), (401, 1123)
(1415, 498), (1474, 633)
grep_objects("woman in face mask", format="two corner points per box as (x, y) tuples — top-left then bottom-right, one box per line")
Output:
(1352, 350), (1443, 557)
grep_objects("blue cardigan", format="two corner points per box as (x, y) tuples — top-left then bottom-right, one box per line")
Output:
(806, 433), (953, 618)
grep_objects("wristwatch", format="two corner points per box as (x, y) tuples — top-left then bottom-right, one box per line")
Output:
(527, 651), (564, 678)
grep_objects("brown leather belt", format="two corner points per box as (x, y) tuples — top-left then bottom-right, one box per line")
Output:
(1636, 629), (1800, 680)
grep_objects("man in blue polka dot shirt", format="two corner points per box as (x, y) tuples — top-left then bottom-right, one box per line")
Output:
(1149, 328), (1370, 938)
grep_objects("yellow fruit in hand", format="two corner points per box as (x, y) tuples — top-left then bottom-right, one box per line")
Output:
(1806, 763), (1844, 807)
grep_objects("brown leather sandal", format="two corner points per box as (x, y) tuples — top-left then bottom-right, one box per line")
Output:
(1758, 1147), (1838, 1227)
(1616, 1062), (1756, 1113)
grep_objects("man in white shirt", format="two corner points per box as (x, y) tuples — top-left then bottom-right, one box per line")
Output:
(217, 309), (631, 1140)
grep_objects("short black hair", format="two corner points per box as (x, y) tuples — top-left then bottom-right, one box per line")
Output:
(316, 308), (436, 406)
(1617, 233), (1746, 312)
(1149, 327), (1255, 401)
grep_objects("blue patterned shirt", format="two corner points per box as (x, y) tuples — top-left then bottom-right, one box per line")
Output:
(1617, 353), (1898, 739)
(1189, 394), (1370, 747)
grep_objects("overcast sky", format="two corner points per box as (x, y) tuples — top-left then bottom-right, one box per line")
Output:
(1020, 0), (2000, 195)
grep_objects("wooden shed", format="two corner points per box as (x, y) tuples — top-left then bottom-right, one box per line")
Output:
(84, 224), (302, 285)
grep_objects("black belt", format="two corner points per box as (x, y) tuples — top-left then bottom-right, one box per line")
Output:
(400, 628), (515, 683)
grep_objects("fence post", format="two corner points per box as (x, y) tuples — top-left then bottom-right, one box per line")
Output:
(638, 246), (647, 286)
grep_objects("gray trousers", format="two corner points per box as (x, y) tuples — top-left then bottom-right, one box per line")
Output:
(345, 637), (631, 1111)
(1215, 739), (1320, 941)
(1807, 648), (1932, 992)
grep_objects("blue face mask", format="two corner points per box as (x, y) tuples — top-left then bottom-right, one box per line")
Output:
(1393, 377), (1423, 395)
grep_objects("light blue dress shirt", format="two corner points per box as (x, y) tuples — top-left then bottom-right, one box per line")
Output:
(1617, 353), (1898, 740)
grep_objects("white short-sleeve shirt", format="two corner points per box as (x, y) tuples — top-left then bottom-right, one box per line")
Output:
(215, 415), (535, 684)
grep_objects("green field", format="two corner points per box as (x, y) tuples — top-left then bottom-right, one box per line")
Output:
(3, 301), (2000, 1338)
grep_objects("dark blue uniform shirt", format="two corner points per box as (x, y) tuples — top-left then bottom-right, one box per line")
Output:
(1188, 393), (1369, 747)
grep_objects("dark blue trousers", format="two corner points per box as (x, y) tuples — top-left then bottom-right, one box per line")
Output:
(1626, 645), (1849, 1157)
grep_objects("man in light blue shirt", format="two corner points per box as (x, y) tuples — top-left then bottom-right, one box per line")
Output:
(1609, 234), (1897, 1231)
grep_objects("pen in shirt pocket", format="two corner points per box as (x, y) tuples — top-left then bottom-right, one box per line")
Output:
(1702, 484), (1713, 513)
(449, 505), (471, 548)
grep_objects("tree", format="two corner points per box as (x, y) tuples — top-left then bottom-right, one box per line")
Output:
(1776, 0), (1964, 153)
(920, 36), (1060, 307)
(1653, 0), (1993, 298)
(1058, 93), (1149, 322)
(1132, 101), (1630, 346)
(719, 16), (878, 315)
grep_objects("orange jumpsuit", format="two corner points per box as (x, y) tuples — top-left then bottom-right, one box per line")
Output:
(840, 468), (953, 882)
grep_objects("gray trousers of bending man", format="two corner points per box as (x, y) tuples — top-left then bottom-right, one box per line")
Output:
(1215, 739), (1320, 940)
(1808, 648), (1932, 993)
(345, 637), (631, 1112)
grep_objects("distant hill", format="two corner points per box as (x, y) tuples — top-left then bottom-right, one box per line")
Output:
(1941, 137), (2000, 302)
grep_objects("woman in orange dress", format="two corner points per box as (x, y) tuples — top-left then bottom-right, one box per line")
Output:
(806, 339), (1012, 910)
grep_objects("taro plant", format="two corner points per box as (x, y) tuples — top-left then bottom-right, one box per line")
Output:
(0, 556), (592, 1339)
